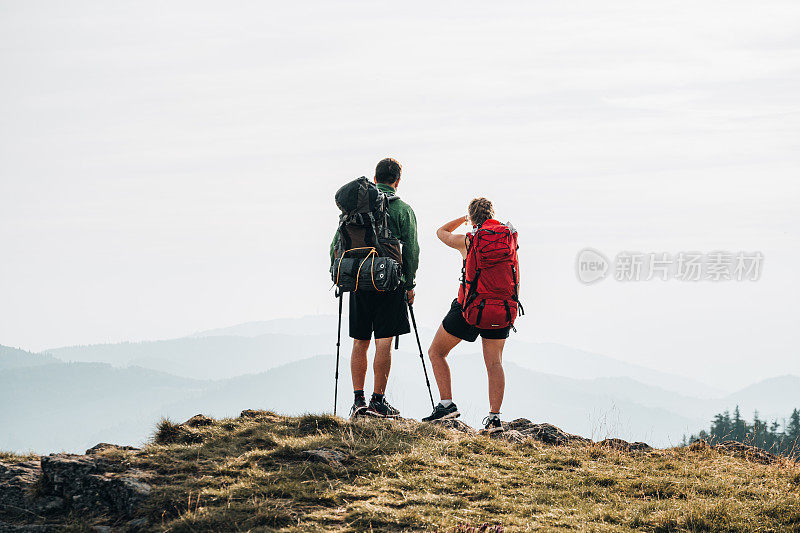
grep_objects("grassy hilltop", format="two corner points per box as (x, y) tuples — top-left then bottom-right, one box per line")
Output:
(2, 411), (800, 532)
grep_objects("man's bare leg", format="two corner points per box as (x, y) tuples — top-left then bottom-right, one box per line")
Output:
(373, 337), (393, 394)
(427, 325), (462, 401)
(351, 339), (370, 392)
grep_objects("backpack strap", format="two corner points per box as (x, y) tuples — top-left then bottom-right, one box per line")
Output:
(367, 212), (387, 257)
(511, 264), (525, 316)
(475, 299), (486, 325)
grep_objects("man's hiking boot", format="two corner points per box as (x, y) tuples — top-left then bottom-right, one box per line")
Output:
(366, 397), (400, 418)
(422, 402), (460, 422)
(483, 416), (504, 434)
(350, 397), (368, 420)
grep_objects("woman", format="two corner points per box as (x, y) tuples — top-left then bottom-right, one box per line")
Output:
(422, 197), (519, 434)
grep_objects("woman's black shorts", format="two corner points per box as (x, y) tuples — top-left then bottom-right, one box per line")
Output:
(441, 299), (510, 342)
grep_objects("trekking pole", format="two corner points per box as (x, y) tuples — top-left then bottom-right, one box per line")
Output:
(334, 289), (343, 416)
(407, 299), (435, 409)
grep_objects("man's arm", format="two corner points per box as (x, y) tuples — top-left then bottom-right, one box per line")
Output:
(398, 205), (419, 303)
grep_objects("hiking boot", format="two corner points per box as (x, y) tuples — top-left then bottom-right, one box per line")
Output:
(422, 402), (460, 422)
(366, 397), (400, 418)
(349, 397), (367, 420)
(483, 416), (504, 434)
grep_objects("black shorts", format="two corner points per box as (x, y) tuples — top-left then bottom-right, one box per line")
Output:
(349, 289), (411, 340)
(442, 299), (510, 342)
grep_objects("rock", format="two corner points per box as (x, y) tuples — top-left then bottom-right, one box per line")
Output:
(0, 460), (63, 517)
(507, 420), (592, 446)
(85, 443), (139, 456)
(39, 455), (151, 517)
(239, 409), (280, 421)
(688, 439), (780, 464)
(301, 449), (350, 467)
(428, 418), (477, 435)
(489, 429), (526, 443)
(182, 414), (214, 428)
(598, 438), (652, 452)
(713, 440), (780, 465)
(0, 460), (39, 514)
(92, 527), (112, 533)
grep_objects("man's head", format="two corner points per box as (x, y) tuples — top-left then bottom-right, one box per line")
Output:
(374, 157), (402, 188)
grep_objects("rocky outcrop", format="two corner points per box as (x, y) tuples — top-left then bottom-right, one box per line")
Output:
(598, 438), (652, 452)
(239, 409), (281, 421)
(690, 439), (781, 464)
(0, 452), (150, 528)
(183, 414), (214, 428)
(39, 455), (150, 517)
(713, 440), (781, 464)
(85, 443), (139, 456)
(0, 460), (63, 517)
(503, 419), (593, 446)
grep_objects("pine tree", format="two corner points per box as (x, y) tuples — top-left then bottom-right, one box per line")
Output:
(752, 410), (763, 447)
(788, 409), (800, 440)
(787, 409), (800, 458)
(732, 406), (744, 441)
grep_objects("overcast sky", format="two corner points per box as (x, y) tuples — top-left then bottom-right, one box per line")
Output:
(1, 1), (798, 389)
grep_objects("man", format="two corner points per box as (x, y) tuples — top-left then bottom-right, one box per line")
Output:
(330, 157), (419, 419)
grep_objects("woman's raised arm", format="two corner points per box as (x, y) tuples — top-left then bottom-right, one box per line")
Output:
(436, 216), (470, 258)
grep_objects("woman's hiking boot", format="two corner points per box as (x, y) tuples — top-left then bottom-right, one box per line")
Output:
(422, 402), (460, 422)
(483, 415), (504, 434)
(366, 397), (400, 418)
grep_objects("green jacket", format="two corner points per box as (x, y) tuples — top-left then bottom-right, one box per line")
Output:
(330, 182), (419, 290)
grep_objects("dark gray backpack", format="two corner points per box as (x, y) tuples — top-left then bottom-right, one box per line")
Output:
(331, 177), (402, 292)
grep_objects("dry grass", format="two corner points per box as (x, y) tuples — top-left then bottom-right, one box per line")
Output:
(134, 413), (800, 531)
(7, 412), (800, 531)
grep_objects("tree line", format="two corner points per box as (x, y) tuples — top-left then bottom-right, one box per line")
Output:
(684, 406), (800, 459)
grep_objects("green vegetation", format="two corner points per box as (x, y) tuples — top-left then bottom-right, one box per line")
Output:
(686, 406), (800, 459)
(86, 411), (800, 531)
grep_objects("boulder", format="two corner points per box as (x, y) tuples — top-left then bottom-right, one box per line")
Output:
(507, 419), (592, 446)
(713, 440), (780, 465)
(85, 443), (139, 456)
(598, 438), (652, 452)
(40, 454), (151, 517)
(239, 409), (281, 421)
(182, 414), (214, 428)
(0, 460), (64, 517)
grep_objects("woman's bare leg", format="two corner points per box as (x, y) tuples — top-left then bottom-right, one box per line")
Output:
(481, 337), (506, 413)
(427, 325), (462, 401)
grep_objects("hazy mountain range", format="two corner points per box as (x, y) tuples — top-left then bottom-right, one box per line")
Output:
(2, 316), (798, 454)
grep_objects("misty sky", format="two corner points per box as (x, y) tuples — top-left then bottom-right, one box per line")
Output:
(1, 1), (798, 390)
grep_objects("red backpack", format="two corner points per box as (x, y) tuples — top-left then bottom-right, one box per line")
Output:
(457, 219), (524, 330)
